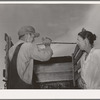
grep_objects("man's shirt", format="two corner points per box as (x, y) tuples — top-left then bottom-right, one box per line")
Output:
(9, 40), (53, 84)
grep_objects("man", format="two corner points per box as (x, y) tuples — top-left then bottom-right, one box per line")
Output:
(8, 26), (53, 89)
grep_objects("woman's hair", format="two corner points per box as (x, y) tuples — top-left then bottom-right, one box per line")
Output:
(78, 28), (96, 46)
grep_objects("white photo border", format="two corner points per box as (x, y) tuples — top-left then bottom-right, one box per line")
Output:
(0, 1), (100, 99)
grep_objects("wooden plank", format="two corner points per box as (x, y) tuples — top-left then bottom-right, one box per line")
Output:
(75, 62), (81, 72)
(34, 62), (72, 73)
(34, 62), (73, 82)
(39, 80), (73, 89)
(74, 50), (83, 65)
(75, 72), (81, 81)
(36, 71), (73, 82)
(73, 44), (79, 57)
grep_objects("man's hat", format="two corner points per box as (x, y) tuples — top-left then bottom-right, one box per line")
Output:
(18, 26), (40, 38)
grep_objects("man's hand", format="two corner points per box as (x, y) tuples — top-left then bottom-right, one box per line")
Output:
(42, 37), (52, 47)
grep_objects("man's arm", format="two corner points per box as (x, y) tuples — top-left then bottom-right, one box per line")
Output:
(30, 43), (53, 61)
(28, 37), (53, 61)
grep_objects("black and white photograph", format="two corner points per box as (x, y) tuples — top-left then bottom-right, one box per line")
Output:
(1, 1), (100, 92)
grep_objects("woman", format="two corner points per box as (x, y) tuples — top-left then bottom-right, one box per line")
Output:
(77, 28), (100, 89)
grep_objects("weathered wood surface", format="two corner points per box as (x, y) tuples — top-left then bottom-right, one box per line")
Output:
(34, 56), (73, 83)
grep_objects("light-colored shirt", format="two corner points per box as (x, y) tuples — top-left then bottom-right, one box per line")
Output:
(9, 40), (53, 84)
(80, 48), (100, 89)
